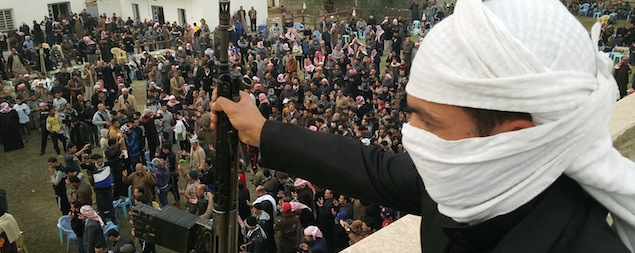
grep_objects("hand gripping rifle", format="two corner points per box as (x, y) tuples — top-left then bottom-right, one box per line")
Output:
(213, 1), (253, 253)
(128, 2), (252, 252)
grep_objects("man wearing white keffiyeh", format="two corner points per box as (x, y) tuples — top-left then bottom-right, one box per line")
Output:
(211, 0), (635, 252)
(403, 0), (635, 251)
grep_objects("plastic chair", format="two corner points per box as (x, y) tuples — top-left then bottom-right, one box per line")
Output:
(313, 30), (322, 41)
(412, 20), (421, 29)
(110, 47), (127, 63)
(411, 27), (422, 37)
(593, 11), (602, 18)
(57, 216), (77, 253)
(113, 185), (133, 221)
(103, 221), (119, 240)
(357, 29), (366, 39)
(293, 22), (305, 31)
(342, 35), (351, 45)
(612, 52), (624, 63)
(610, 12), (618, 19)
(579, 5), (590, 16)
(258, 24), (268, 38)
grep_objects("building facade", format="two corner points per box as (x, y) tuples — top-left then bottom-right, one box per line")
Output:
(0, 0), (268, 32)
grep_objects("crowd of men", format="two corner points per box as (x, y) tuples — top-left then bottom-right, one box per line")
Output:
(0, 0), (460, 252)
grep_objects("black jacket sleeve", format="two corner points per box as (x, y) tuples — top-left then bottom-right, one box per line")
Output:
(259, 120), (424, 214)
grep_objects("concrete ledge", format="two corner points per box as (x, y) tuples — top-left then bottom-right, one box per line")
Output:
(341, 214), (422, 253)
(610, 94), (635, 160)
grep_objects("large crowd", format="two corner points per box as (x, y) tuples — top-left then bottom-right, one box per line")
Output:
(0, 1), (460, 253)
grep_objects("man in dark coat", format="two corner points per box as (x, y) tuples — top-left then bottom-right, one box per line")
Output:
(242, 216), (267, 253)
(274, 202), (301, 253)
(0, 102), (24, 152)
(614, 58), (631, 99)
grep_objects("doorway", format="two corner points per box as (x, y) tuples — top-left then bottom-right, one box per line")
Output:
(132, 4), (140, 20)
(48, 2), (71, 20)
(178, 8), (186, 25)
(151, 5), (165, 24)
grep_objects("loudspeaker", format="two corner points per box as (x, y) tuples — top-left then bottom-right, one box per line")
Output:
(132, 205), (212, 252)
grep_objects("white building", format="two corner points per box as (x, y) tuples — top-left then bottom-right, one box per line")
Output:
(0, 0), (268, 32)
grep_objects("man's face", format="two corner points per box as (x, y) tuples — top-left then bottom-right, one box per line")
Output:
(406, 95), (519, 140)
(324, 190), (333, 199)
(135, 164), (144, 173)
(338, 195), (347, 204)
(95, 158), (104, 167)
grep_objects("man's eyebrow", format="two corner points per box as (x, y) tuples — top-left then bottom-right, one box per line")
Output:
(405, 105), (441, 123)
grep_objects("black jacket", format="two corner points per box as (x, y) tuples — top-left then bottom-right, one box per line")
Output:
(259, 121), (630, 253)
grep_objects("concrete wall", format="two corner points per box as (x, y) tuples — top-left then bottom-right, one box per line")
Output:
(0, 0), (86, 30)
(99, 0), (268, 30)
(1, 0), (268, 32)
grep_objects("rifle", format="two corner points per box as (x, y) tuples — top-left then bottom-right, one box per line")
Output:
(213, 1), (253, 253)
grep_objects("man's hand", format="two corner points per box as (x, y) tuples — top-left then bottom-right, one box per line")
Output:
(316, 197), (324, 208)
(211, 90), (266, 147)
(122, 170), (128, 177)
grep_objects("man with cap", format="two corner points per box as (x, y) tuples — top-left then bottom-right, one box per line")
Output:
(332, 211), (351, 251)
(158, 143), (180, 204)
(150, 158), (170, 207)
(274, 202), (302, 253)
(241, 216), (267, 253)
(178, 164), (200, 213)
(187, 136), (206, 171)
(211, 0), (635, 251)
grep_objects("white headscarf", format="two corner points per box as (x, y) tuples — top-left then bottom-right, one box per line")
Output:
(403, 0), (635, 250)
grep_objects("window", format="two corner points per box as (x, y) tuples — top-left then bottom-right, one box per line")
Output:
(132, 3), (140, 20)
(151, 6), (165, 24)
(0, 9), (14, 32)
